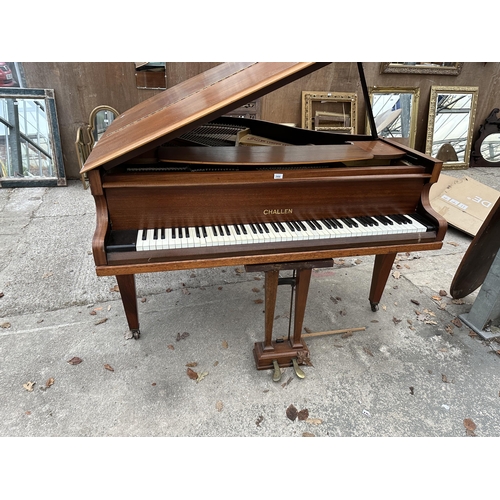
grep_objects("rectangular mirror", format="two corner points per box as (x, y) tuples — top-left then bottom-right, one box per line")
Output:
(425, 86), (479, 170)
(0, 88), (66, 187)
(366, 86), (420, 148)
(301, 91), (357, 133)
(380, 62), (463, 76)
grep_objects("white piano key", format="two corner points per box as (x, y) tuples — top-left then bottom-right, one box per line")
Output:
(134, 213), (433, 251)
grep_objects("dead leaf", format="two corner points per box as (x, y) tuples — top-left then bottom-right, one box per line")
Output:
(297, 409), (309, 421)
(432, 295), (442, 301)
(216, 401), (223, 412)
(302, 432), (315, 437)
(447, 241), (459, 247)
(411, 299), (420, 305)
(166, 288), (173, 293)
(45, 378), (55, 388)
(439, 290), (448, 297)
(1, 322), (11, 329)
(252, 287), (260, 293)
(393, 271), (401, 279)
(464, 418), (476, 431)
(167, 344), (174, 350)
(452, 299), (465, 305)
(104, 364), (114, 372)
(286, 404), (298, 421)
(304, 327), (312, 334)
(221, 340), (228, 349)
(141, 297), (146, 303)
(187, 368), (198, 380)
(305, 418), (323, 425)
(42, 271), (53, 279)
(0, 292), (4, 298)
(196, 372), (208, 383)
(341, 331), (352, 339)
(393, 317), (402, 325)
(110, 285), (119, 292)
(254, 299), (263, 304)
(409, 386), (414, 395)
(452, 318), (463, 328)
(67, 357), (83, 365)
(186, 362), (198, 367)
(176, 332), (190, 341)
(442, 374), (449, 383)
(363, 347), (374, 357)
(23, 381), (35, 392)
(95, 318), (108, 325)
(445, 325), (454, 335)
(281, 377), (293, 388)
(89, 310), (97, 315)
(256, 415), (264, 427)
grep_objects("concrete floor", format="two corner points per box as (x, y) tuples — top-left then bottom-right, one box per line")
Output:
(1, 168), (499, 440)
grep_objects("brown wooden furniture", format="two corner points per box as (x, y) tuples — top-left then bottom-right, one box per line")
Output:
(450, 196), (500, 299)
(81, 62), (447, 373)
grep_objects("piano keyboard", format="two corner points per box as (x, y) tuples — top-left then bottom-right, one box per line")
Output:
(109, 214), (435, 252)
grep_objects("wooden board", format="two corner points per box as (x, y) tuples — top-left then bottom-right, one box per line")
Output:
(450, 196), (500, 298)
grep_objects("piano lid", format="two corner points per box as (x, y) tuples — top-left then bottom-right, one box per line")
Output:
(81, 62), (331, 174)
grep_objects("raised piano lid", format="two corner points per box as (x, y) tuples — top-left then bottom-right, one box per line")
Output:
(81, 62), (335, 174)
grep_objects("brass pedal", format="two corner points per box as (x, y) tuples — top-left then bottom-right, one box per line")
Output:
(292, 358), (305, 379)
(272, 360), (282, 382)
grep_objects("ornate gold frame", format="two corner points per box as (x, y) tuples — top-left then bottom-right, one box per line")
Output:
(301, 91), (357, 133)
(366, 86), (420, 148)
(380, 62), (463, 76)
(425, 86), (479, 170)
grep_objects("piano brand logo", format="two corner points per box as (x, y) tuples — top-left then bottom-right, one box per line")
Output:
(263, 208), (293, 215)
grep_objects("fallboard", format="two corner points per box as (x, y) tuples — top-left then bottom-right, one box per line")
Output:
(103, 166), (431, 230)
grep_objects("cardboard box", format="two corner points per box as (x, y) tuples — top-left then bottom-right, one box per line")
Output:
(430, 174), (500, 236)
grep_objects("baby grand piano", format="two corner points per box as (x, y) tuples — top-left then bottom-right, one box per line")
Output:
(81, 62), (447, 376)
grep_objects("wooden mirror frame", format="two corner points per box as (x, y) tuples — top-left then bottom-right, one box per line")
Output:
(366, 86), (420, 148)
(425, 86), (479, 170)
(470, 108), (500, 168)
(301, 91), (357, 133)
(380, 62), (463, 76)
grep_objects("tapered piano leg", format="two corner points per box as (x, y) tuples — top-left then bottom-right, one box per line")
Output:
(116, 274), (140, 339)
(369, 253), (397, 311)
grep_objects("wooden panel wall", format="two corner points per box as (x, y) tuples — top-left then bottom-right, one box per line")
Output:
(21, 62), (500, 180)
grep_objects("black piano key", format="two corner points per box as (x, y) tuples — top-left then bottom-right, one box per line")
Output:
(202, 226), (208, 238)
(262, 222), (270, 233)
(270, 222), (280, 232)
(255, 223), (263, 234)
(328, 217), (344, 229)
(321, 219), (332, 229)
(171, 228), (176, 239)
(195, 226), (201, 238)
(141, 229), (147, 240)
(286, 221), (296, 231)
(161, 228), (166, 239)
(179, 227), (183, 238)
(312, 220), (322, 229)
(249, 223), (257, 234)
(277, 222), (286, 232)
(185, 227), (190, 237)
(233, 224), (241, 235)
(240, 224), (247, 235)
(306, 220), (317, 230)
(224, 225), (231, 235)
(212, 225), (218, 236)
